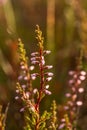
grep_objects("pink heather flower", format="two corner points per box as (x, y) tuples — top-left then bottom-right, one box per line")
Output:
(31, 73), (39, 77)
(31, 61), (39, 64)
(29, 66), (35, 70)
(64, 106), (69, 110)
(21, 85), (26, 89)
(33, 88), (38, 94)
(43, 50), (51, 55)
(46, 77), (52, 81)
(71, 87), (76, 92)
(45, 72), (54, 77)
(76, 101), (83, 106)
(31, 76), (36, 80)
(31, 73), (39, 80)
(21, 65), (26, 70)
(67, 101), (73, 106)
(77, 79), (81, 85)
(45, 85), (49, 89)
(44, 90), (52, 95)
(69, 80), (74, 85)
(78, 88), (84, 93)
(41, 56), (45, 65)
(61, 118), (65, 122)
(25, 92), (30, 99)
(68, 71), (75, 75)
(79, 75), (86, 81)
(15, 96), (19, 100)
(16, 90), (20, 93)
(72, 94), (77, 101)
(31, 52), (39, 56)
(18, 75), (23, 80)
(30, 57), (37, 61)
(73, 74), (77, 79)
(24, 76), (29, 80)
(44, 65), (53, 69)
(58, 123), (65, 129)
(32, 76), (36, 80)
(80, 71), (86, 76)
(20, 108), (25, 112)
(65, 93), (71, 97)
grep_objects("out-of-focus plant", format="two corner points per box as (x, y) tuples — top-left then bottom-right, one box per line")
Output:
(58, 48), (86, 130)
(0, 104), (9, 130)
(69, 0), (87, 58)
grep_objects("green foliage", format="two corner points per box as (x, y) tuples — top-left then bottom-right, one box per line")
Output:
(17, 38), (28, 63)
(49, 100), (58, 130)
(0, 104), (9, 130)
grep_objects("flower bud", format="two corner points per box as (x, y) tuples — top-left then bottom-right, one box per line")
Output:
(68, 71), (75, 75)
(43, 50), (51, 55)
(33, 88), (38, 94)
(46, 77), (52, 82)
(16, 90), (20, 93)
(29, 66), (35, 71)
(58, 123), (65, 129)
(79, 75), (85, 81)
(65, 93), (71, 98)
(45, 85), (49, 89)
(24, 76), (29, 80)
(80, 71), (86, 76)
(45, 72), (53, 77)
(31, 61), (39, 64)
(20, 65), (26, 70)
(44, 90), (52, 95)
(31, 73), (39, 80)
(21, 84), (26, 89)
(20, 108), (25, 112)
(15, 96), (19, 100)
(76, 101), (83, 106)
(78, 88), (84, 93)
(64, 106), (69, 110)
(44, 65), (53, 69)
(31, 52), (39, 56)
(18, 75), (23, 80)
(41, 56), (45, 65)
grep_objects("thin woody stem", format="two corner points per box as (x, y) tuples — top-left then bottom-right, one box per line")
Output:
(35, 47), (45, 130)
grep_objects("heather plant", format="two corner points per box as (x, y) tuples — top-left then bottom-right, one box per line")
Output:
(58, 49), (86, 130)
(15, 25), (87, 130)
(15, 25), (54, 130)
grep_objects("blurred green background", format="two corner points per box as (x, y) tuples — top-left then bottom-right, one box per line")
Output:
(0, 0), (87, 129)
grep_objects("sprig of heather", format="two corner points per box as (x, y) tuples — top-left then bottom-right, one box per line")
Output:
(33, 25), (53, 110)
(58, 69), (86, 130)
(30, 25), (53, 129)
(58, 48), (86, 130)
(15, 39), (37, 129)
(62, 56), (86, 129)
(15, 26), (53, 130)
(49, 100), (58, 130)
(16, 39), (32, 96)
